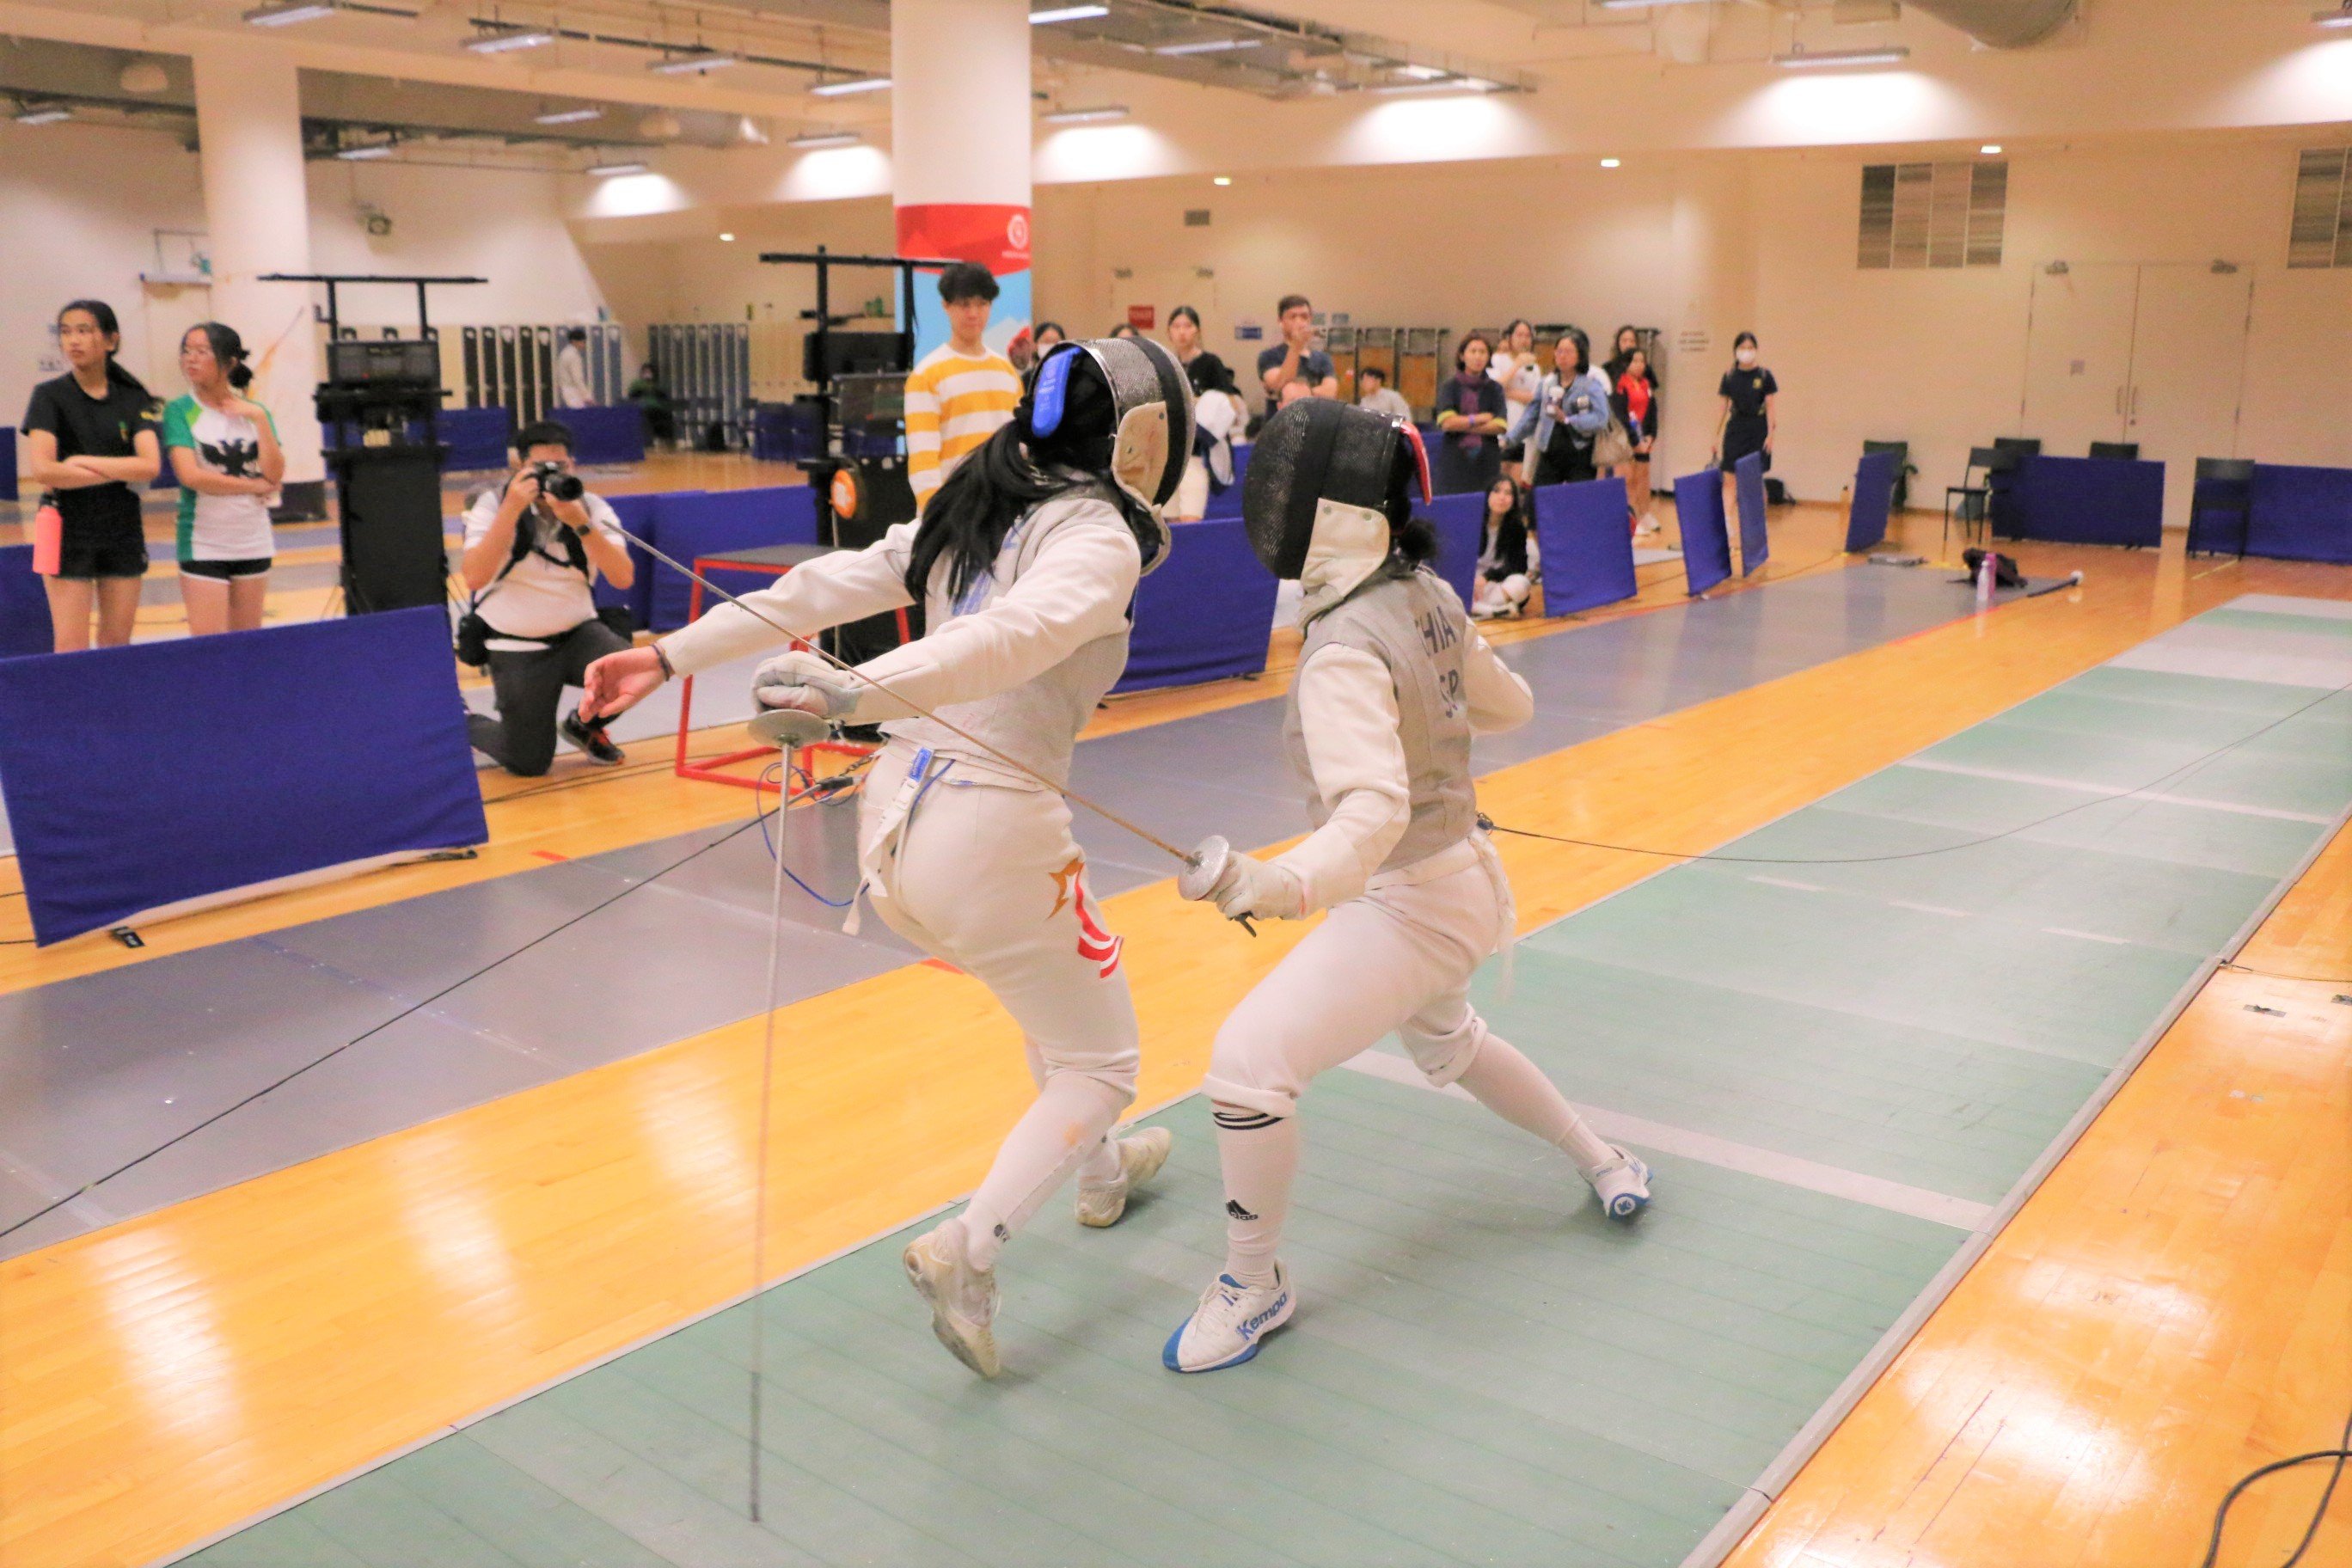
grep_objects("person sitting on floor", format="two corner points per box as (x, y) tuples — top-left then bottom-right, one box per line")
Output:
(459, 420), (636, 775)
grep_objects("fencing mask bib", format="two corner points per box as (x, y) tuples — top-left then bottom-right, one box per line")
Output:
(1240, 398), (1433, 580)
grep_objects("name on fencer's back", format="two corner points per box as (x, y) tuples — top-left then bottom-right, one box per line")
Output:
(1418, 601), (1466, 718)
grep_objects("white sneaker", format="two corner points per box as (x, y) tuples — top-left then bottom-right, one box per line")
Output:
(902, 1221), (1001, 1377)
(1162, 1263), (1295, 1373)
(1075, 1126), (1173, 1228)
(1634, 516), (1663, 537)
(1589, 1147), (1652, 1220)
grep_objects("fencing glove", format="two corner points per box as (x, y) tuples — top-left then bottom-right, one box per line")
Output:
(751, 648), (860, 722)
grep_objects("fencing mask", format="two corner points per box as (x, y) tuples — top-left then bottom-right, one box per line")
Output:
(1240, 397), (1432, 581)
(1027, 335), (1196, 522)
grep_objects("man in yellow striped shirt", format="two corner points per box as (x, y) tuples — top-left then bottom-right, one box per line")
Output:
(905, 262), (1021, 513)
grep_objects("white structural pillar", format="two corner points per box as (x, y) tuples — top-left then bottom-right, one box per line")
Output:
(1662, 158), (1760, 482)
(891, 0), (1032, 358)
(192, 40), (328, 516)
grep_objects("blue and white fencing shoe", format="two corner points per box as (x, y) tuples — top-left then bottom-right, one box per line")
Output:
(1163, 1263), (1295, 1373)
(1589, 1147), (1652, 1220)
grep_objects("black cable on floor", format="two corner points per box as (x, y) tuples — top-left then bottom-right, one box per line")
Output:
(0, 809), (772, 1242)
(1483, 665), (2352, 870)
(2199, 1398), (2352, 1568)
(2219, 962), (2352, 988)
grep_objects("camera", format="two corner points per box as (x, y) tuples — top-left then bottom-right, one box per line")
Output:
(530, 459), (585, 503)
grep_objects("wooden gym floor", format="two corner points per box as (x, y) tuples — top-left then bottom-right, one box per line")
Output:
(0, 487), (2344, 1567)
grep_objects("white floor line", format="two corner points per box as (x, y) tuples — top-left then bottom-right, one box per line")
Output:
(1896, 757), (2335, 824)
(1336, 1050), (1994, 1232)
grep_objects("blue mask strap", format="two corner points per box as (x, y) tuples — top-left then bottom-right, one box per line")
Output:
(1031, 345), (1078, 438)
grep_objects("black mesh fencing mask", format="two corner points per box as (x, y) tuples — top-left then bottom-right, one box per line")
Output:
(1241, 398), (1430, 580)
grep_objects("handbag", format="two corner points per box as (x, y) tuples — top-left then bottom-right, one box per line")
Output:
(1592, 414), (1634, 469)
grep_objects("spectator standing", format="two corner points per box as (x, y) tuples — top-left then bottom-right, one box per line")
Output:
(1167, 304), (1243, 521)
(1032, 321), (1068, 356)
(1254, 294), (1337, 416)
(21, 298), (162, 652)
(1433, 331), (1510, 496)
(1712, 330), (1778, 480)
(1612, 345), (1663, 536)
(554, 328), (594, 408)
(1355, 364), (1413, 423)
(1602, 324), (1644, 386)
(1472, 474), (1534, 620)
(1508, 327), (1609, 487)
(164, 322), (284, 635)
(626, 361), (677, 447)
(1108, 322), (1142, 341)
(459, 420), (637, 775)
(904, 262), (1020, 514)
(1489, 318), (1542, 432)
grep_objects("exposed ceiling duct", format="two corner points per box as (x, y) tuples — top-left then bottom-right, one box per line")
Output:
(1903, 0), (2077, 49)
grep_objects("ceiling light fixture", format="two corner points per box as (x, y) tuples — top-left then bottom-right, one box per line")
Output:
(2314, 4), (2352, 26)
(1980, 143), (2003, 155)
(1154, 37), (1259, 56)
(1029, 4), (1108, 21)
(1773, 46), (1911, 68)
(649, 48), (736, 74)
(1040, 103), (1128, 123)
(719, 232), (735, 242)
(809, 76), (890, 96)
(586, 160), (648, 175)
(336, 141), (395, 159)
(1594, 0), (1712, 8)
(1600, 157), (1621, 168)
(14, 103), (72, 125)
(534, 105), (603, 125)
(1212, 175), (1232, 186)
(1391, 63), (1448, 79)
(787, 130), (861, 148)
(1368, 77), (1496, 95)
(243, 1), (336, 26)
(463, 26), (554, 52)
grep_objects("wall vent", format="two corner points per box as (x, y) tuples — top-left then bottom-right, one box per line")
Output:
(2289, 147), (2352, 269)
(1184, 208), (1211, 227)
(1859, 160), (2006, 269)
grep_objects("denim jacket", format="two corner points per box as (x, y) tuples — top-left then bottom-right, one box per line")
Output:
(1505, 367), (1611, 460)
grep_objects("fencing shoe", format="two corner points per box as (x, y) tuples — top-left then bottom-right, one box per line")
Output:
(1162, 1263), (1294, 1373)
(1589, 1147), (1652, 1220)
(1075, 1127), (1173, 1228)
(903, 1221), (1001, 1378)
(560, 712), (626, 766)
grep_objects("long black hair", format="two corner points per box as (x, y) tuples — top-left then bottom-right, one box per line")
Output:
(1557, 326), (1592, 377)
(1730, 330), (1761, 368)
(59, 299), (150, 399)
(183, 322), (254, 391)
(903, 349), (1151, 603)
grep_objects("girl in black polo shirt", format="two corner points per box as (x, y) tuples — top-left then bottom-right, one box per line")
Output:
(21, 299), (162, 651)
(1713, 331), (1778, 475)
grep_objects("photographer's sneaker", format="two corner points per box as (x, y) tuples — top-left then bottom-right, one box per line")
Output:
(1075, 1127), (1173, 1228)
(1589, 1147), (1652, 1220)
(903, 1221), (1001, 1378)
(560, 712), (626, 767)
(1163, 1263), (1294, 1373)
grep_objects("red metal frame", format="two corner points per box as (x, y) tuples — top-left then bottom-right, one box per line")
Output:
(671, 555), (911, 795)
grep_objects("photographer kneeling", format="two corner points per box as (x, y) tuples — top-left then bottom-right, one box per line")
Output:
(460, 420), (636, 775)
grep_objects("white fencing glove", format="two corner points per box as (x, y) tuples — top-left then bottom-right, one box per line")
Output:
(751, 647), (860, 722)
(1179, 836), (1303, 922)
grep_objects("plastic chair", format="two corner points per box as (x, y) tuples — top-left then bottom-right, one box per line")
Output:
(2190, 458), (2257, 558)
(2089, 441), (2141, 461)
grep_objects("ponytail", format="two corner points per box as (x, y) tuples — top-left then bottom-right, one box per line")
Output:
(60, 299), (150, 400)
(187, 322), (254, 392)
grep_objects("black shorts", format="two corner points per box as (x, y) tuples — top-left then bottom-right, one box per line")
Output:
(180, 557), (273, 581)
(52, 522), (150, 581)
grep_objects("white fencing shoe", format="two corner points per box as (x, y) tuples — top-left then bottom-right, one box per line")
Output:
(1589, 1147), (1652, 1220)
(1162, 1264), (1295, 1373)
(903, 1221), (1001, 1378)
(1075, 1127), (1173, 1228)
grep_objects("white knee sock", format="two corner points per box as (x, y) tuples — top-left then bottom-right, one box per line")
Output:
(959, 1072), (1129, 1270)
(1025, 1041), (1122, 1187)
(1213, 1106), (1299, 1288)
(1455, 1039), (1619, 1179)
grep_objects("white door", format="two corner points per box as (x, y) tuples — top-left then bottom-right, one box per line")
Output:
(2020, 261), (2138, 455)
(2124, 264), (2252, 527)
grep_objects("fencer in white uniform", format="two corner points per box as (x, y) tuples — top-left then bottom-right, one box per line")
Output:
(1165, 398), (1652, 1375)
(580, 337), (1197, 1378)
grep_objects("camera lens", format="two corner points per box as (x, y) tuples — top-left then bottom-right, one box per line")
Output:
(545, 472), (585, 502)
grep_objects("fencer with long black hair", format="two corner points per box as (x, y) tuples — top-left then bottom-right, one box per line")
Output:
(580, 337), (1196, 1378)
(1165, 398), (1652, 1375)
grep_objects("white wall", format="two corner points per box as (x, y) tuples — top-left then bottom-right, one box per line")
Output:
(3, 119), (608, 450)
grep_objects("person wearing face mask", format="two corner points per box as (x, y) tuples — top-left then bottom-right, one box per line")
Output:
(1487, 318), (1541, 432)
(1712, 332), (1778, 481)
(1166, 304), (1243, 521)
(1432, 332), (1510, 496)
